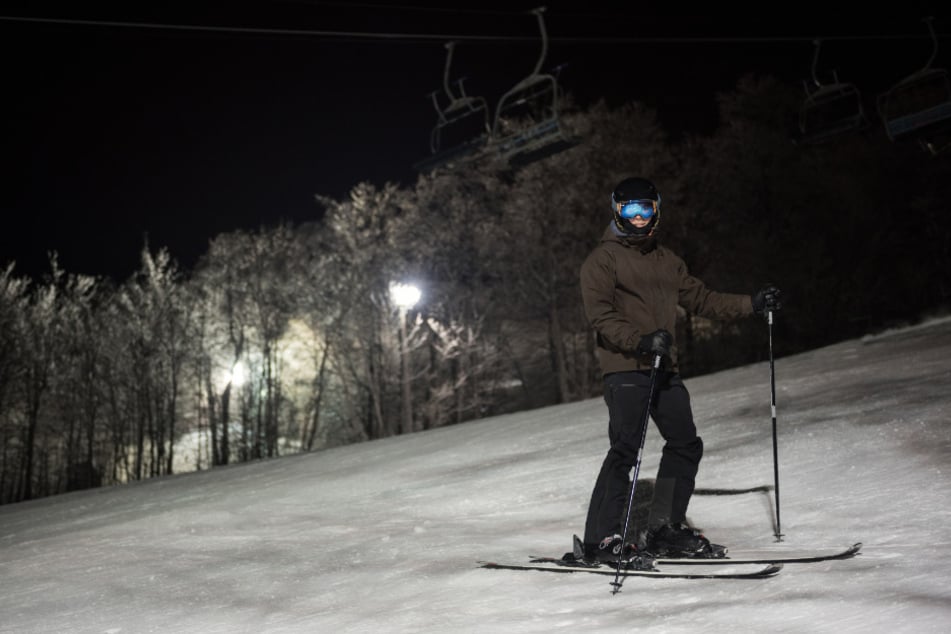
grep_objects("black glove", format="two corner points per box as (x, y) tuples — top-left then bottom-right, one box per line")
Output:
(636, 329), (673, 358)
(752, 284), (783, 315)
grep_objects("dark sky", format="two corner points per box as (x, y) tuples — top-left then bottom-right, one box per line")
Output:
(1, 2), (944, 281)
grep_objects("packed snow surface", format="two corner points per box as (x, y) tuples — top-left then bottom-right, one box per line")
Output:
(2, 317), (951, 633)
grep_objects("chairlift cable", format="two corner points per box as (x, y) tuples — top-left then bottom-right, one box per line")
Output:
(0, 15), (944, 45)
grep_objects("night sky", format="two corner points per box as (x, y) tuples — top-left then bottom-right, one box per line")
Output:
(1, 3), (944, 281)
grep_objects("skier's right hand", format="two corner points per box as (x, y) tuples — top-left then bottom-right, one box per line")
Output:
(636, 329), (673, 359)
(752, 284), (782, 315)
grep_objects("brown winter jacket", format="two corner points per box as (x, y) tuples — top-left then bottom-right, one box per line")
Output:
(580, 225), (754, 375)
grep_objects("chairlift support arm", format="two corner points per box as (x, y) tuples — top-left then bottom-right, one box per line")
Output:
(809, 39), (842, 89)
(810, 39), (822, 88)
(443, 41), (460, 102)
(530, 6), (549, 78)
(920, 16), (938, 74)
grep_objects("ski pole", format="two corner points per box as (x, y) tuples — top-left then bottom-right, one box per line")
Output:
(611, 353), (662, 595)
(768, 310), (784, 542)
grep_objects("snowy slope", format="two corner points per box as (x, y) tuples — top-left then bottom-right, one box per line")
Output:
(2, 317), (951, 633)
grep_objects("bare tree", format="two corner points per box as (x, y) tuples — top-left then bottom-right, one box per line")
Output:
(193, 231), (257, 465)
(387, 168), (514, 426)
(111, 248), (189, 479)
(318, 182), (410, 439)
(53, 272), (106, 492)
(238, 225), (301, 458)
(0, 264), (29, 502)
(294, 222), (366, 449)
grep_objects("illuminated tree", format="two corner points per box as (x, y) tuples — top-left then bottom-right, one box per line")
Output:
(110, 248), (189, 479)
(318, 182), (410, 438)
(0, 264), (29, 502)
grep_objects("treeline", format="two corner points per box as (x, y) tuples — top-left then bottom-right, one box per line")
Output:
(2, 75), (949, 504)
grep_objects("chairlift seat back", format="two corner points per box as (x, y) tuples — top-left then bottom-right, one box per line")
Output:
(798, 82), (866, 143)
(879, 68), (951, 140)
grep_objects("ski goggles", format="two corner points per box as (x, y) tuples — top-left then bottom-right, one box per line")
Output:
(618, 199), (657, 220)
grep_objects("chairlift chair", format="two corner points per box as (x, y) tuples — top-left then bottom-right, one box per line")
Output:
(796, 40), (867, 145)
(877, 18), (951, 153)
(489, 7), (578, 167)
(798, 79), (867, 144)
(414, 42), (491, 173)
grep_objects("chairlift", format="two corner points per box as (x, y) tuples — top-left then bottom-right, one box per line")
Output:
(413, 42), (491, 173)
(489, 7), (578, 167)
(796, 40), (867, 145)
(877, 18), (951, 154)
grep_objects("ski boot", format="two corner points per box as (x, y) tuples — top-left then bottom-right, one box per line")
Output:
(641, 522), (727, 559)
(579, 534), (656, 570)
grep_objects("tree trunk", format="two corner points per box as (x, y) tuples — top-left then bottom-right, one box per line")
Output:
(305, 344), (330, 451)
(548, 301), (570, 404)
(219, 383), (231, 465)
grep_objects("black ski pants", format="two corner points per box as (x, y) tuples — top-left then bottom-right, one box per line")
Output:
(583, 370), (704, 548)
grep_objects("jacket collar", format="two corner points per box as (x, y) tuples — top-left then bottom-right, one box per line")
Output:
(603, 223), (658, 253)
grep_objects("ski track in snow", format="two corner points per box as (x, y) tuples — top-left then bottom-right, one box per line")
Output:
(2, 317), (951, 633)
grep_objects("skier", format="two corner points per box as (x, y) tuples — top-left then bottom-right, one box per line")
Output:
(579, 177), (781, 561)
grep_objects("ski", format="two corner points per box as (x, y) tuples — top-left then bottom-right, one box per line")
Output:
(656, 542), (862, 565)
(479, 560), (782, 580)
(540, 536), (862, 567)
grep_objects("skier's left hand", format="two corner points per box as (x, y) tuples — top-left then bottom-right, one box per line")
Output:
(752, 284), (782, 314)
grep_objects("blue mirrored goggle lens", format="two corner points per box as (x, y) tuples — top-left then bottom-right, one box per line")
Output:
(619, 200), (656, 220)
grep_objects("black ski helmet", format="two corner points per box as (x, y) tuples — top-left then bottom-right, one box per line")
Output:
(611, 177), (661, 236)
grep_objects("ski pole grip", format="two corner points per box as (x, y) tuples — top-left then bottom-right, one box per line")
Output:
(768, 310), (774, 325)
(652, 353), (662, 369)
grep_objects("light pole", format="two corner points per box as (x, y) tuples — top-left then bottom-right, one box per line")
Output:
(390, 283), (421, 435)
